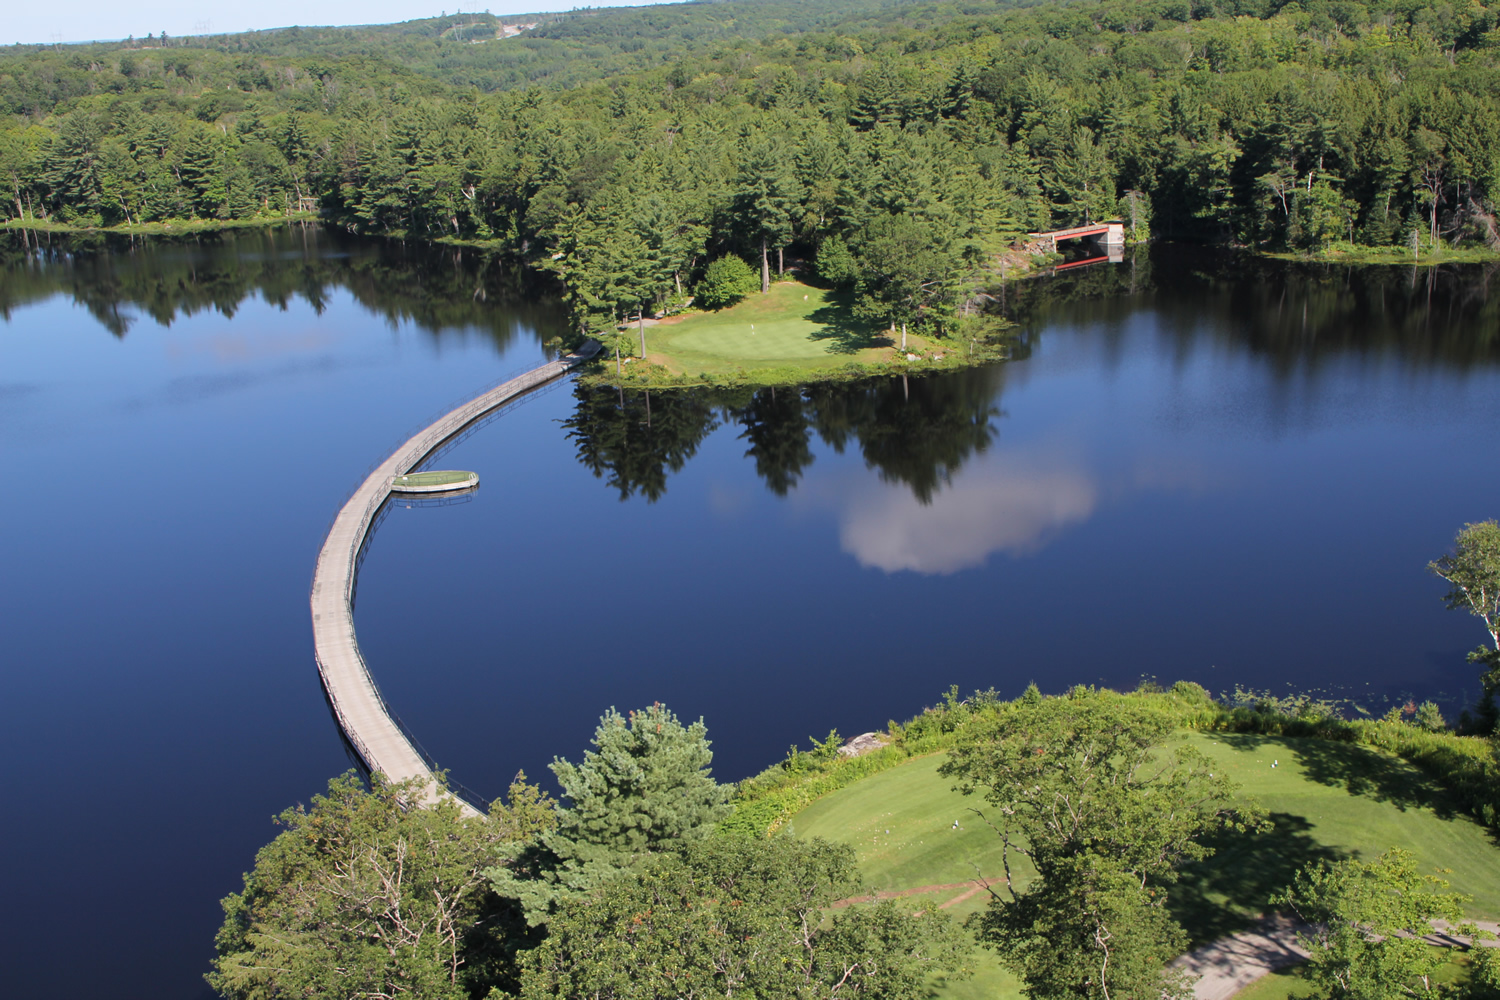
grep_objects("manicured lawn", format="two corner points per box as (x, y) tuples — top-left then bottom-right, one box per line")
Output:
(790, 753), (1027, 891)
(793, 733), (1500, 926)
(645, 280), (898, 374)
(394, 470), (475, 487)
(1233, 950), (1475, 1000)
(796, 733), (1500, 1000)
(1174, 732), (1500, 939)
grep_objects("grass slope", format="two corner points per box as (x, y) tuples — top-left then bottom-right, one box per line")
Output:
(1234, 951), (1477, 1000)
(794, 732), (1500, 924)
(795, 733), (1500, 1000)
(645, 281), (901, 375)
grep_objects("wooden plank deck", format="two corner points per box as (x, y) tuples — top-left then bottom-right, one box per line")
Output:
(310, 342), (600, 816)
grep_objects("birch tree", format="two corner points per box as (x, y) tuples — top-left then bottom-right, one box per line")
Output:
(1429, 520), (1500, 690)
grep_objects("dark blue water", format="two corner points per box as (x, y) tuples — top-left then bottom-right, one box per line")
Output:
(2, 231), (1498, 999)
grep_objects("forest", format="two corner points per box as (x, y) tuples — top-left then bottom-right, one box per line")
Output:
(2, 0), (1498, 341)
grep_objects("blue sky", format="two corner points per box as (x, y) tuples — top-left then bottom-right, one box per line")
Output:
(4, 1), (662, 46)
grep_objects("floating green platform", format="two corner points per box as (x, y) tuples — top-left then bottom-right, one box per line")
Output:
(390, 470), (478, 493)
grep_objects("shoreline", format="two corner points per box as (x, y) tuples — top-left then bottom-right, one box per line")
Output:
(1, 213), (319, 238)
(574, 347), (1018, 390)
(1255, 244), (1500, 266)
(12, 216), (1494, 388)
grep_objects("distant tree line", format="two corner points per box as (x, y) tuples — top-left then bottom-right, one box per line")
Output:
(3, 0), (1499, 340)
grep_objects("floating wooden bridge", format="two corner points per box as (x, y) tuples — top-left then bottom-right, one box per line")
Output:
(310, 342), (599, 816)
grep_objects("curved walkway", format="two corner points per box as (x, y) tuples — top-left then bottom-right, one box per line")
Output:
(310, 343), (599, 816)
(836, 877), (1493, 1000)
(1176, 917), (1308, 1000)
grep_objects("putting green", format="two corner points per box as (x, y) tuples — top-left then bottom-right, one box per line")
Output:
(647, 280), (894, 373)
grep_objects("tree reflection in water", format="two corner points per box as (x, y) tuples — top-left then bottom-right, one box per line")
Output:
(0, 225), (566, 348)
(566, 246), (1500, 506)
(562, 367), (1009, 505)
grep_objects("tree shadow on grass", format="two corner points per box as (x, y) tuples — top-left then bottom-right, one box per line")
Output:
(1217, 733), (1469, 824)
(806, 299), (893, 354)
(1170, 812), (1347, 947)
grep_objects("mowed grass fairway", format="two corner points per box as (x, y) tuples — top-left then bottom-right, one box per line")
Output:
(646, 280), (897, 374)
(1233, 950), (1476, 1000)
(793, 732), (1500, 999)
(794, 733), (1500, 919)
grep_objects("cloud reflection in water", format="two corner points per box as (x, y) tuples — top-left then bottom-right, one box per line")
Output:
(803, 451), (1221, 575)
(815, 457), (1098, 574)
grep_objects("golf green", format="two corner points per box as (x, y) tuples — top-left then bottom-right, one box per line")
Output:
(647, 280), (893, 373)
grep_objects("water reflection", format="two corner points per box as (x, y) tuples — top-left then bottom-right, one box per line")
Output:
(811, 456), (1098, 573)
(0, 225), (566, 348)
(562, 386), (722, 502)
(563, 367), (1007, 506)
(563, 248), (1500, 574)
(1002, 246), (1500, 367)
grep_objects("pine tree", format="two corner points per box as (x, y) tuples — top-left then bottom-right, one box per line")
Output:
(488, 703), (730, 925)
(43, 113), (106, 222)
(732, 138), (798, 292)
(178, 127), (227, 217)
(851, 63), (905, 131)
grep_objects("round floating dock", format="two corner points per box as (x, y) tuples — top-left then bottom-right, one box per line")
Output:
(391, 470), (479, 493)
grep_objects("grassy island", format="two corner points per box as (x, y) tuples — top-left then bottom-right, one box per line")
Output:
(581, 279), (1018, 388)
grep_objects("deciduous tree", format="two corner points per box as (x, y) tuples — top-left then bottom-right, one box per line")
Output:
(518, 836), (972, 1000)
(208, 772), (543, 1000)
(1272, 849), (1473, 1000)
(940, 689), (1259, 1000)
(1429, 520), (1500, 694)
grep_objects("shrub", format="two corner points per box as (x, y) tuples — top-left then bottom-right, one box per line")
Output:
(694, 255), (757, 309)
(815, 234), (858, 287)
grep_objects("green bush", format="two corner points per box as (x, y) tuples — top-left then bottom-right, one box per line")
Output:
(815, 234), (858, 287)
(694, 255), (758, 309)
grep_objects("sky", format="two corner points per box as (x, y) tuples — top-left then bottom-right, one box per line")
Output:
(3, 0), (663, 46)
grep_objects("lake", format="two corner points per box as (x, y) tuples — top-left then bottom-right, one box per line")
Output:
(2, 227), (1497, 999)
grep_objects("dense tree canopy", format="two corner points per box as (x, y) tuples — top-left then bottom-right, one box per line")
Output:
(4, 0), (1499, 339)
(519, 835), (972, 1000)
(207, 772), (549, 1000)
(210, 702), (973, 999)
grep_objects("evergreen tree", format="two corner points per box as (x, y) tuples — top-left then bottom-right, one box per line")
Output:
(850, 63), (906, 131)
(1050, 127), (1116, 226)
(42, 113), (105, 222)
(732, 138), (798, 292)
(488, 703), (731, 925)
(179, 127), (228, 217)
